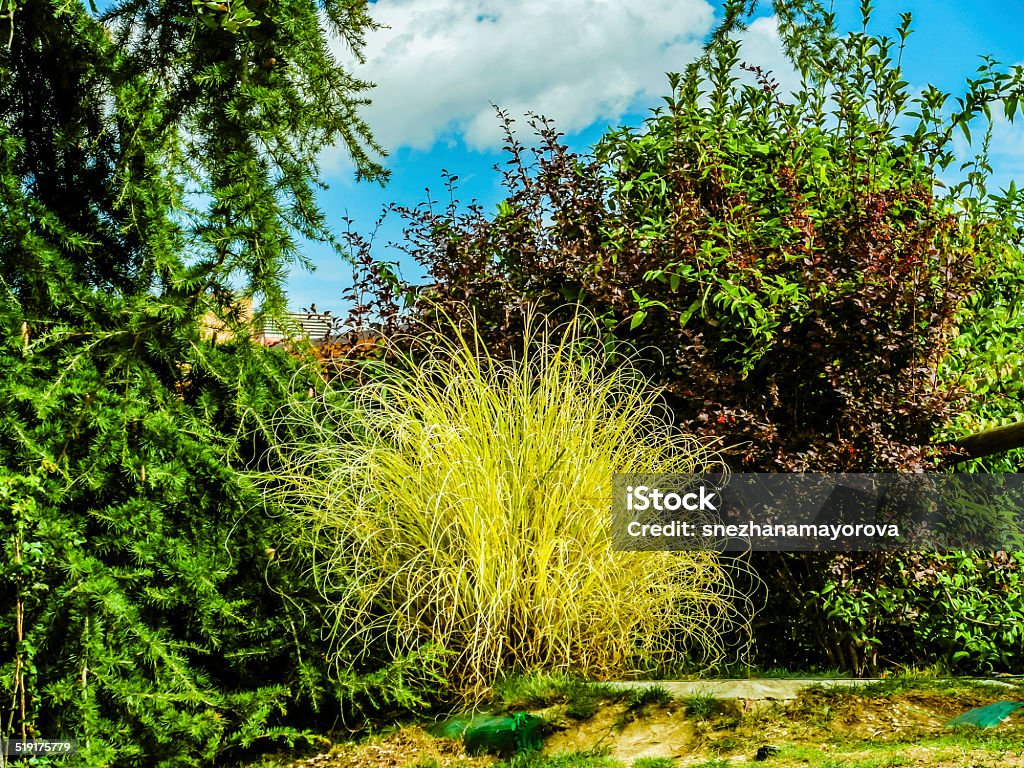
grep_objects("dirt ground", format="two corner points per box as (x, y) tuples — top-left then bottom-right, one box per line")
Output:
(256, 681), (1024, 768)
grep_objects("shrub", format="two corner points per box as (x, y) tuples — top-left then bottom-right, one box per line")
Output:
(938, 229), (1024, 472)
(265, 308), (737, 697)
(810, 551), (1024, 674)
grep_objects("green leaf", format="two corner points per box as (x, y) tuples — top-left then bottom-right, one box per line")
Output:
(678, 300), (701, 329)
(959, 120), (972, 144)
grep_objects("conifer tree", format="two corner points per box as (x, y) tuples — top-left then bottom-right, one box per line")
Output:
(1, 1), (386, 764)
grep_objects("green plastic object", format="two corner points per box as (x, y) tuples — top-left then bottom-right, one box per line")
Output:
(946, 700), (1024, 729)
(429, 712), (544, 756)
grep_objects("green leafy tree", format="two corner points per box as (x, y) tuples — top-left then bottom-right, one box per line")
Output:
(1, 0), (393, 764)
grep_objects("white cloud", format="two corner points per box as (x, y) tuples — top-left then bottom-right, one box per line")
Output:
(328, 0), (717, 154)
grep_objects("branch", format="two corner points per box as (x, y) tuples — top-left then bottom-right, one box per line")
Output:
(943, 420), (1024, 463)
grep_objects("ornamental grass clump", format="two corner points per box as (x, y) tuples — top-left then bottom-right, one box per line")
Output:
(268, 308), (734, 697)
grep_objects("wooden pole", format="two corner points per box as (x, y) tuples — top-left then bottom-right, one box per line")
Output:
(944, 420), (1024, 463)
